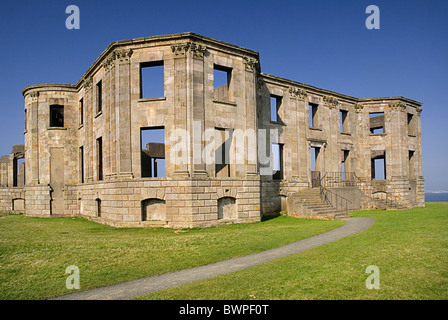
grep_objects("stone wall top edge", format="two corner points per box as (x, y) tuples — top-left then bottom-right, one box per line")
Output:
(74, 32), (260, 89)
(260, 73), (358, 103)
(261, 73), (422, 107)
(22, 83), (77, 96)
(358, 96), (422, 107)
(20, 33), (422, 111)
(115, 32), (260, 57)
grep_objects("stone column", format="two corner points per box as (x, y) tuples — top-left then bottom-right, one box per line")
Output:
(109, 54), (117, 177)
(171, 42), (190, 177)
(387, 101), (410, 206)
(27, 91), (40, 185)
(7, 153), (14, 188)
(415, 107), (423, 178)
(83, 76), (94, 182)
(102, 54), (113, 179)
(190, 43), (207, 177)
(415, 106), (425, 206)
(0, 158), (7, 187)
(387, 102), (407, 179)
(115, 49), (134, 179)
(243, 57), (259, 177)
(290, 87), (308, 183)
(353, 103), (368, 179)
(323, 95), (340, 173)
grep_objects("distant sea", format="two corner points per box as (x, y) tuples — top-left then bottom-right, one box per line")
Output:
(425, 193), (448, 202)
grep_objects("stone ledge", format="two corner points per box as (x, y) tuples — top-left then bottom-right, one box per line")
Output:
(213, 99), (237, 106)
(138, 97), (166, 103)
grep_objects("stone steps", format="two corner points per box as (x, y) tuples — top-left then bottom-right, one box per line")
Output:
(288, 188), (352, 220)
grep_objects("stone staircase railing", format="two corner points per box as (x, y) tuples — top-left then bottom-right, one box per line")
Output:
(319, 171), (402, 210)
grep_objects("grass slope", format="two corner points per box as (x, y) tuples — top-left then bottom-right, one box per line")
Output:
(137, 203), (448, 300)
(0, 213), (342, 300)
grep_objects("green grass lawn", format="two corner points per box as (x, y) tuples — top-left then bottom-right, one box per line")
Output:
(137, 203), (448, 300)
(0, 213), (343, 300)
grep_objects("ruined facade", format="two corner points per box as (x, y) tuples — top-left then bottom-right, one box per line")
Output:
(0, 33), (424, 227)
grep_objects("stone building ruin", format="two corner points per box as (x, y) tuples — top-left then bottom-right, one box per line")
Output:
(0, 33), (424, 228)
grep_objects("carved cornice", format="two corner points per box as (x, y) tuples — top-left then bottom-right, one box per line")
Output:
(243, 56), (258, 72)
(289, 87), (307, 100)
(323, 95), (339, 108)
(114, 48), (133, 63)
(416, 106), (423, 115)
(102, 52), (115, 71)
(83, 76), (93, 91)
(171, 42), (190, 56)
(100, 48), (131, 72)
(190, 42), (207, 59)
(389, 101), (406, 111)
(171, 41), (207, 59)
(29, 91), (39, 102)
(354, 103), (364, 113)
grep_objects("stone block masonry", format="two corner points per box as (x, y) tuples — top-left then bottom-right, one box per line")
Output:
(0, 33), (424, 228)
(68, 178), (260, 228)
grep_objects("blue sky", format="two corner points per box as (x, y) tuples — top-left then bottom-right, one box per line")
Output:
(0, 0), (446, 191)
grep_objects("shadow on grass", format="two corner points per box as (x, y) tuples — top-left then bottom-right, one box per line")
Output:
(261, 214), (282, 222)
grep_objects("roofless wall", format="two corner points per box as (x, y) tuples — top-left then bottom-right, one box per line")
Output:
(0, 33), (424, 227)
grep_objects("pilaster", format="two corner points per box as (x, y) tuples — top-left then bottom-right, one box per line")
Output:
(171, 42), (190, 177)
(115, 48), (134, 179)
(289, 87), (308, 182)
(243, 57), (259, 177)
(388, 101), (407, 179)
(28, 91), (40, 185)
(190, 42), (208, 177)
(83, 76), (94, 182)
(102, 54), (113, 179)
(323, 95), (340, 173)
